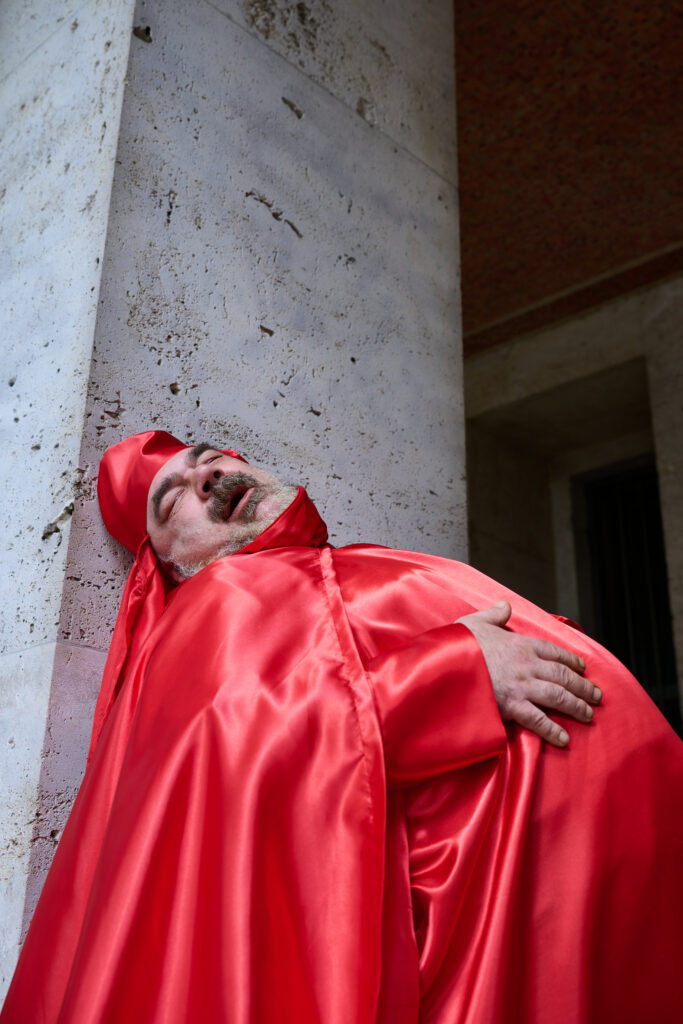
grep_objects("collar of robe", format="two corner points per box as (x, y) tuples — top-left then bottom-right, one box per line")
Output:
(88, 483), (328, 763)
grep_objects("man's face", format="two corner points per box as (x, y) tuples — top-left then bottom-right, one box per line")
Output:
(146, 442), (297, 581)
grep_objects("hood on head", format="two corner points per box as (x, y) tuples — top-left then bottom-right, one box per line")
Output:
(98, 430), (245, 554)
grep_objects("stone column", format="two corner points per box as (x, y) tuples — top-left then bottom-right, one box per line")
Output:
(0, 0), (463, 995)
(0, 0), (136, 994)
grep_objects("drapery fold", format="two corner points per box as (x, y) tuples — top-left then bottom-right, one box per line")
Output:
(3, 498), (682, 1023)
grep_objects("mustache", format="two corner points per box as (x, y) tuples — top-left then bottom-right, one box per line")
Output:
(207, 472), (267, 523)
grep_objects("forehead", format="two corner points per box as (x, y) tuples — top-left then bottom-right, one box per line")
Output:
(147, 446), (193, 502)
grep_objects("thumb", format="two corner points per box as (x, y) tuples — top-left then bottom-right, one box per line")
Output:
(477, 600), (512, 627)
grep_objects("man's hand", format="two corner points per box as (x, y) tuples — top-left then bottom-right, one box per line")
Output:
(457, 600), (602, 748)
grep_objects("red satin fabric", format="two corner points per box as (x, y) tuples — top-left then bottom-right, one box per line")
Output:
(335, 545), (683, 1022)
(3, 499), (683, 1023)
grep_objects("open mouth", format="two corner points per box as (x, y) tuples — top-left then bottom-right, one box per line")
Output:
(225, 486), (253, 521)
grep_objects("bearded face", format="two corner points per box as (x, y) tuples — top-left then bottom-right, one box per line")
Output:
(146, 444), (297, 581)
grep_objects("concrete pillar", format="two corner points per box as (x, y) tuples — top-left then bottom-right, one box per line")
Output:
(1, 0), (463, 996)
(0, 0), (136, 994)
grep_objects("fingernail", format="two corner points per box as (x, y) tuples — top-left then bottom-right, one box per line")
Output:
(559, 729), (570, 745)
(495, 599), (507, 608)
(585, 705), (593, 720)
(578, 657), (586, 671)
(593, 686), (602, 702)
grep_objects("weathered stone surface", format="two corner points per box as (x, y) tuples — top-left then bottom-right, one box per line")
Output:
(1, 0), (462, 998)
(0, 0), (135, 654)
(0, 0), (135, 997)
(60, 0), (464, 652)
(0, 0), (83, 78)
(0, 644), (52, 995)
(211, 0), (457, 181)
(0, 641), (103, 995)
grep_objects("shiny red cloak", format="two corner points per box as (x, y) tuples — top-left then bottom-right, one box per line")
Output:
(3, 490), (682, 1023)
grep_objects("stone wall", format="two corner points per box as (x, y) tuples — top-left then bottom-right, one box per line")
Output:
(0, 0), (463, 997)
(0, 0), (136, 995)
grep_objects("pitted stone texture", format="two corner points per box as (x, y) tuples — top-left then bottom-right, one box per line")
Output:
(209, 0), (457, 182)
(0, 0), (83, 79)
(0, 641), (102, 997)
(0, 644), (54, 996)
(59, 0), (464, 651)
(0, 0), (135, 654)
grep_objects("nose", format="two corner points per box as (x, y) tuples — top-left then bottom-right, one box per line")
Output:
(193, 461), (223, 498)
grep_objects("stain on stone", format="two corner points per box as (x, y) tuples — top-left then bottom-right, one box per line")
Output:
(41, 502), (74, 542)
(284, 218), (302, 238)
(80, 192), (97, 214)
(370, 38), (391, 63)
(281, 96), (303, 119)
(103, 392), (125, 419)
(169, 382), (180, 394)
(133, 25), (152, 43)
(245, 190), (303, 238)
(166, 190), (177, 226)
(245, 0), (327, 54)
(71, 19), (78, 32)
(308, 407), (322, 416)
(356, 97), (372, 121)
(295, 2), (318, 48)
(8, 377), (15, 386)
(259, 324), (275, 336)
(244, 0), (277, 39)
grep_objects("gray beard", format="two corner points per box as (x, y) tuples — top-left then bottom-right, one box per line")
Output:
(167, 481), (298, 581)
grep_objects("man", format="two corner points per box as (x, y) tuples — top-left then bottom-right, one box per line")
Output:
(3, 430), (682, 1023)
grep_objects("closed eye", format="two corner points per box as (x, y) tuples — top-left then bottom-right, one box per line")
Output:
(161, 487), (184, 521)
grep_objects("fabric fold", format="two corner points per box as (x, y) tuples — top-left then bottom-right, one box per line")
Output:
(366, 623), (506, 785)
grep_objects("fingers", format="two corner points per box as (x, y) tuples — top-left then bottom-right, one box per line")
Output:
(459, 600), (511, 629)
(534, 658), (602, 704)
(508, 701), (570, 748)
(533, 637), (587, 675)
(523, 679), (595, 724)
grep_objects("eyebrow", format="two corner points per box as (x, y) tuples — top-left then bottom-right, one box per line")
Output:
(150, 443), (221, 523)
(187, 441), (217, 464)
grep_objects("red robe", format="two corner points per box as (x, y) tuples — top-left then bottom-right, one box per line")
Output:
(3, 489), (682, 1023)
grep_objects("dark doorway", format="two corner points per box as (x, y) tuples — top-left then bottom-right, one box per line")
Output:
(572, 456), (681, 735)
